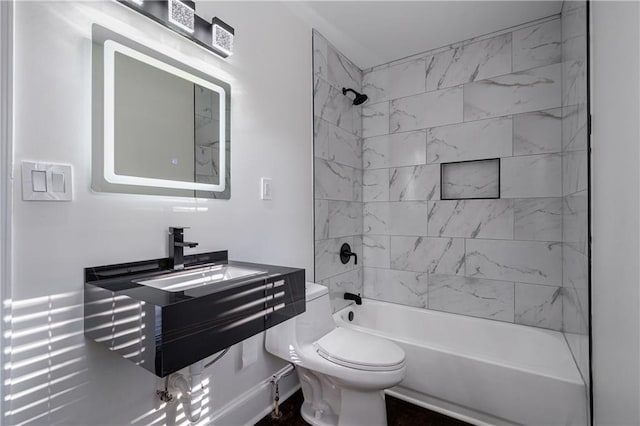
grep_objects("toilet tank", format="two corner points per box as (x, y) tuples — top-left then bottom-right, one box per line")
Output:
(265, 282), (335, 358)
(296, 283), (335, 345)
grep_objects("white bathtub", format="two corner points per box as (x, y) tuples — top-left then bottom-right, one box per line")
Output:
(334, 299), (587, 426)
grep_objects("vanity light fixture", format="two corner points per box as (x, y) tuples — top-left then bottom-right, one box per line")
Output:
(212, 17), (234, 56)
(168, 0), (195, 34)
(117, 0), (235, 58)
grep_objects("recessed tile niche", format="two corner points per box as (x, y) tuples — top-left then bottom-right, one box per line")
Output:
(440, 158), (500, 200)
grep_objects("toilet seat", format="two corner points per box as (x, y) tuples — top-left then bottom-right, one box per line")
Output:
(314, 327), (405, 372)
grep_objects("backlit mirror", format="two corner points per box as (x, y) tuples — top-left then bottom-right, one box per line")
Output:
(92, 25), (231, 199)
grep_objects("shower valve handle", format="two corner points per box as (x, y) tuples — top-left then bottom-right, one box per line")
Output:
(340, 243), (358, 265)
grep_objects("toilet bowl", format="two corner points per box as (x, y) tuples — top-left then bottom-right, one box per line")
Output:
(266, 282), (406, 426)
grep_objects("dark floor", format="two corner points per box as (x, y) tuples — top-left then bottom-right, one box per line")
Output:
(255, 390), (471, 426)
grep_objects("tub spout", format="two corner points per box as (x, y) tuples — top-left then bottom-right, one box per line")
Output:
(344, 292), (362, 305)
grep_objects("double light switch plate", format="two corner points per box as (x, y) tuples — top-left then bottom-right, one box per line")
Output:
(21, 161), (73, 201)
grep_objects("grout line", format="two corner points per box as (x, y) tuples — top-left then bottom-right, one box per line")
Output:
(353, 233), (564, 245)
(362, 105), (562, 143)
(314, 114), (365, 144)
(461, 77), (466, 121)
(510, 27), (515, 74)
(360, 197), (561, 205)
(365, 60), (562, 108)
(364, 14), (561, 73)
(361, 266), (563, 289)
(313, 79), (365, 138)
(463, 237), (467, 277)
(513, 278), (516, 323)
(312, 31), (317, 283)
(313, 30), (362, 83)
(560, 24), (566, 334)
(360, 150), (563, 172)
(513, 197), (517, 241)
(386, 97), (391, 136)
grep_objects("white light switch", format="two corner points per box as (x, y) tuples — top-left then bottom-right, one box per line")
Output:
(31, 170), (47, 192)
(261, 177), (272, 200)
(51, 172), (65, 193)
(22, 161), (73, 201)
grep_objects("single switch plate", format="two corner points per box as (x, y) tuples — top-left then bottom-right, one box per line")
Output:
(261, 177), (272, 200)
(22, 161), (73, 201)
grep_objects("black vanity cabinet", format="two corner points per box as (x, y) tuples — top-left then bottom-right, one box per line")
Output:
(84, 251), (305, 377)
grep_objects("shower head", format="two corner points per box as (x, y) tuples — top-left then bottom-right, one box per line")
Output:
(342, 88), (368, 106)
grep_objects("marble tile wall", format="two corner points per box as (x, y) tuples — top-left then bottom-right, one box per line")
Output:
(359, 16), (569, 331)
(313, 31), (364, 312)
(313, 10), (588, 349)
(561, 0), (590, 390)
(441, 159), (501, 199)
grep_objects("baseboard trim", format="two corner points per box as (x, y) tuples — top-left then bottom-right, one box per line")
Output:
(207, 365), (300, 426)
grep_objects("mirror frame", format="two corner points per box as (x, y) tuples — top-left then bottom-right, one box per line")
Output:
(92, 24), (231, 199)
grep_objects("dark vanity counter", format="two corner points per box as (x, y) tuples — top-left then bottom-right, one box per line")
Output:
(84, 251), (305, 377)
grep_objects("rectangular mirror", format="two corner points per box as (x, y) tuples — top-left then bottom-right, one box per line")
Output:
(92, 25), (231, 199)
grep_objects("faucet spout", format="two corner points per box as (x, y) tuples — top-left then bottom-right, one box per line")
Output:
(344, 292), (362, 305)
(169, 227), (198, 270)
(174, 242), (199, 248)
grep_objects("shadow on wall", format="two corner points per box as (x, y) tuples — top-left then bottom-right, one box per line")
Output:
(129, 378), (212, 426)
(4, 292), (88, 425)
(3, 291), (213, 426)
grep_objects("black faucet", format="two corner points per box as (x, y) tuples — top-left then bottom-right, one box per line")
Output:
(344, 292), (362, 305)
(169, 227), (199, 270)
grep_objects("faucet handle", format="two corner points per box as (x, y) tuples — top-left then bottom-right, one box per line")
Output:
(339, 243), (357, 265)
(169, 227), (190, 234)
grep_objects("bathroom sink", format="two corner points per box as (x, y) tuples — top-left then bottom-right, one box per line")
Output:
(136, 264), (267, 292)
(85, 250), (305, 377)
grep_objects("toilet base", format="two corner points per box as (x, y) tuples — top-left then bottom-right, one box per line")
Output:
(299, 386), (388, 426)
(301, 401), (339, 426)
(337, 388), (388, 426)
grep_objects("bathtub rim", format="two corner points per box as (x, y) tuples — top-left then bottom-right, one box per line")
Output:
(334, 298), (585, 386)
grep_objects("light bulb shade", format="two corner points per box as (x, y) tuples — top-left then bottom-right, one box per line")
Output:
(168, 0), (195, 33)
(117, 0), (234, 59)
(212, 17), (234, 56)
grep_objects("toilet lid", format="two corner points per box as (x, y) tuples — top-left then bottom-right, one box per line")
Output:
(314, 328), (405, 371)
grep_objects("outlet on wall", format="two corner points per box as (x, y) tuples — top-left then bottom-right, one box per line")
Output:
(261, 177), (272, 200)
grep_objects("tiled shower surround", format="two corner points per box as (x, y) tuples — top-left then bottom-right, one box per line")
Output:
(561, 0), (590, 386)
(314, 2), (588, 355)
(359, 14), (566, 329)
(313, 31), (364, 311)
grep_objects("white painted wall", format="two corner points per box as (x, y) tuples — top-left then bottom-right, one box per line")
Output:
(0, 0), (14, 420)
(591, 2), (640, 425)
(9, 1), (312, 424)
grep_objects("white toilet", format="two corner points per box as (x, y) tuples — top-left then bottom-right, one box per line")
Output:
(266, 282), (406, 426)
